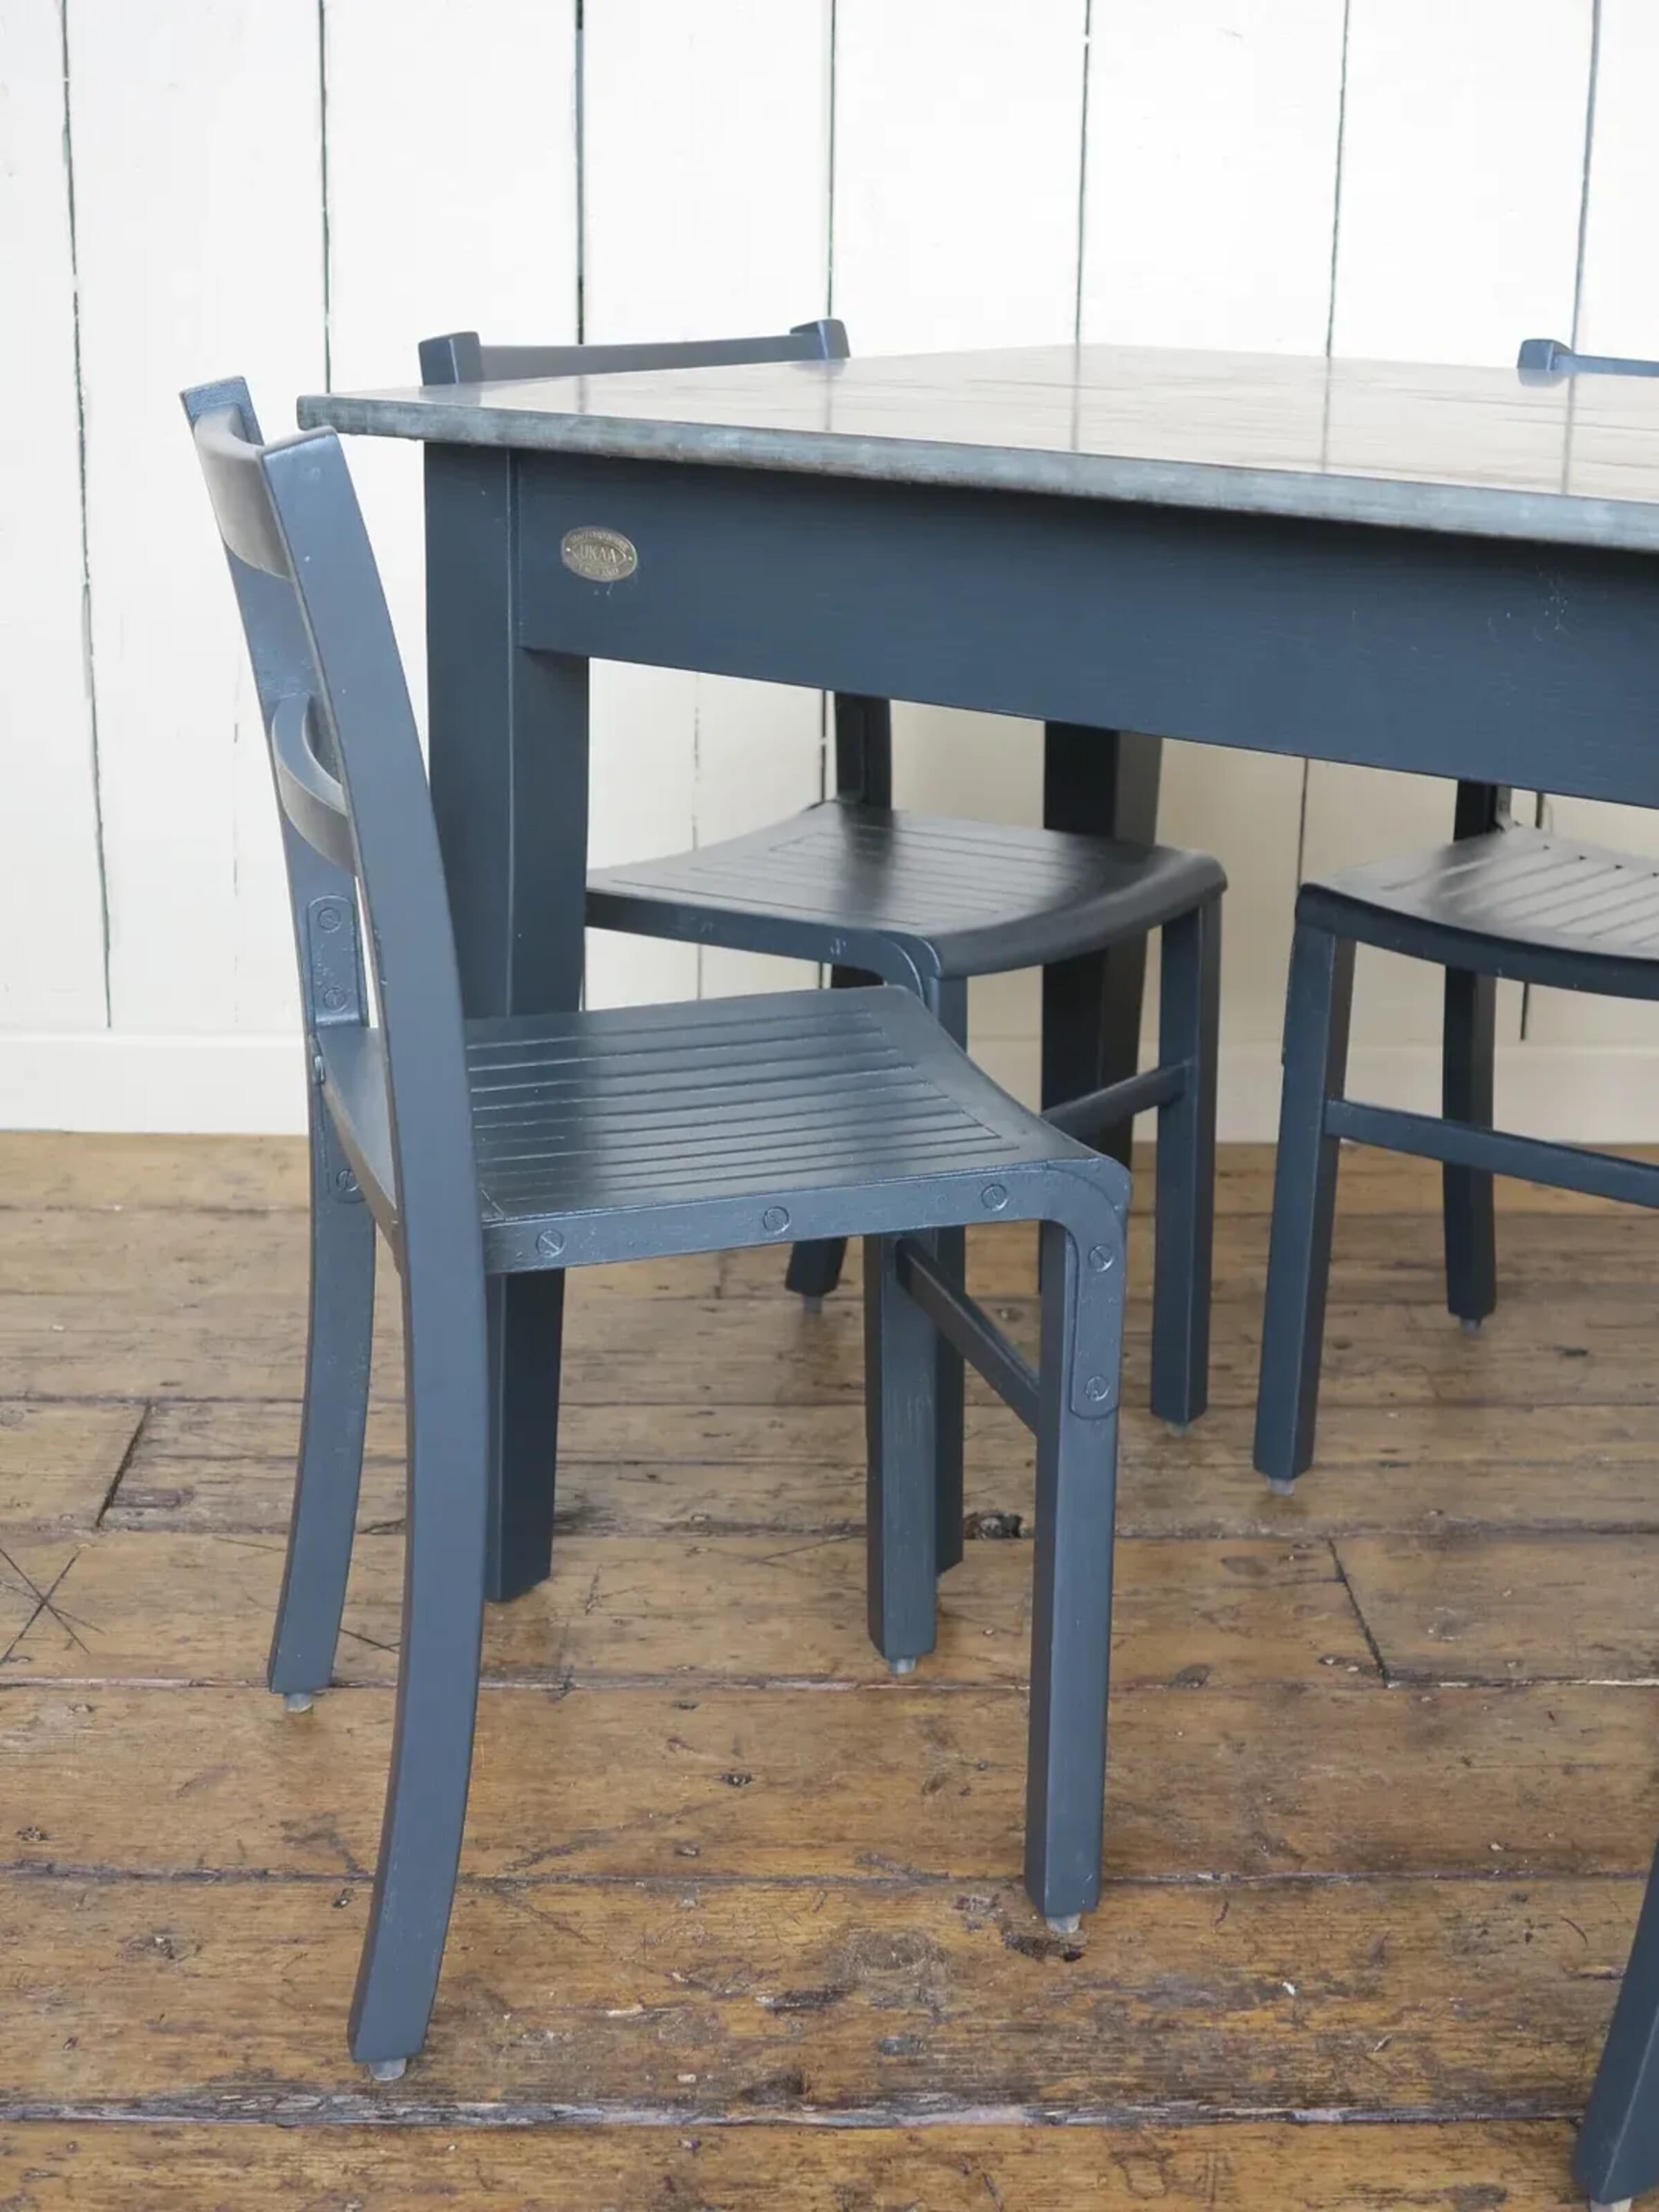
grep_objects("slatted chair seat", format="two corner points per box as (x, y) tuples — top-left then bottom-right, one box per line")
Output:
(589, 803), (1225, 983)
(322, 987), (1087, 1270)
(1303, 824), (1659, 988)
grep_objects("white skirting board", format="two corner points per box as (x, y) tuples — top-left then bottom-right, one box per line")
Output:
(0, 1034), (311, 1136)
(8, 1029), (1659, 1145)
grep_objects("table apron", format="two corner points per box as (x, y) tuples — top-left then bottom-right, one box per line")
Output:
(510, 451), (1659, 809)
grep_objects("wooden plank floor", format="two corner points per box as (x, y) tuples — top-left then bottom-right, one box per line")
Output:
(0, 1132), (1653, 2208)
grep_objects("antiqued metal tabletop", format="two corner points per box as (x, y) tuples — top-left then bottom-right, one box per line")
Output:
(300, 343), (1659, 554)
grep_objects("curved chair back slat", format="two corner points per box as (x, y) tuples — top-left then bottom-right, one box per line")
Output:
(187, 388), (297, 577)
(418, 317), (848, 387)
(270, 694), (357, 874)
(1517, 335), (1659, 382)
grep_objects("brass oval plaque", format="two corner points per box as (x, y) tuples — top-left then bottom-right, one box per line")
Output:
(561, 525), (638, 583)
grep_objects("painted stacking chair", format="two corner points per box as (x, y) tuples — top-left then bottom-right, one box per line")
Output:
(420, 321), (1227, 1559)
(1254, 340), (1659, 1495)
(185, 377), (1136, 2076)
(1253, 783), (1659, 1488)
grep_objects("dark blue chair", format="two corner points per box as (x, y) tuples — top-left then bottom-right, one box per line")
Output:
(1254, 339), (1659, 1496)
(1254, 800), (1659, 1486)
(185, 377), (1134, 2077)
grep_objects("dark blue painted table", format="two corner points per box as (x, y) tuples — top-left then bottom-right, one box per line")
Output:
(301, 339), (1659, 2206)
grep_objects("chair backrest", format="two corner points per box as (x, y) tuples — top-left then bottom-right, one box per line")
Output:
(181, 379), (481, 1262)
(418, 317), (848, 388)
(1517, 337), (1659, 384)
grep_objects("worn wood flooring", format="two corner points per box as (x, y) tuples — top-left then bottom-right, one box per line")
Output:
(0, 1132), (1653, 2207)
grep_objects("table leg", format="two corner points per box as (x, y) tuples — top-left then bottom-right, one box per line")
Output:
(785, 695), (894, 1305)
(1442, 779), (1506, 1328)
(1041, 727), (1163, 1168)
(426, 447), (590, 1603)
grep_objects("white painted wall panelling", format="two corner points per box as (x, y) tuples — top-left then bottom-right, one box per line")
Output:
(67, 0), (326, 1090)
(832, 0), (1087, 354)
(582, 0), (831, 1006)
(1330, 0), (1593, 366)
(0, 0), (106, 1033)
(1525, 0), (1659, 1052)
(6, 0), (1658, 1136)
(1308, 0), (1593, 1061)
(1081, 0), (1347, 354)
(1574, 0), (1659, 361)
(834, 0), (1088, 1084)
(1079, 0), (1348, 1067)
(322, 0), (579, 733)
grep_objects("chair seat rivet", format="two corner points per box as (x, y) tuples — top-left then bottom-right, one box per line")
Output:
(981, 1183), (1009, 1212)
(761, 1205), (791, 1235)
(1087, 1244), (1115, 1273)
(333, 1167), (357, 1194)
(1085, 1375), (1110, 1403)
(317, 904), (344, 932)
(535, 1228), (565, 1258)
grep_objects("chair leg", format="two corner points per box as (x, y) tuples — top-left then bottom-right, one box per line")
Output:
(1024, 1217), (1121, 1930)
(1253, 923), (1355, 1494)
(926, 979), (969, 1575)
(1442, 964), (1498, 1329)
(1151, 900), (1219, 1430)
(484, 1273), (563, 1604)
(268, 1114), (376, 1706)
(785, 1228), (847, 1305)
(930, 1220), (967, 1573)
(1041, 725), (1163, 1170)
(785, 964), (860, 1307)
(863, 1234), (939, 1672)
(1574, 1836), (1659, 2211)
(348, 1248), (491, 2074)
